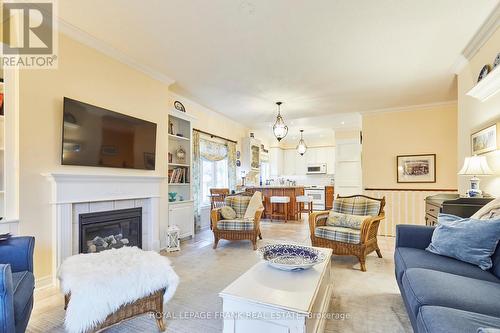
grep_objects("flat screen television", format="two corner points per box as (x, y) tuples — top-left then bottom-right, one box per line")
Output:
(62, 97), (157, 170)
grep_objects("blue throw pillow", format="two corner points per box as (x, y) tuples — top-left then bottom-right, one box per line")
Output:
(426, 214), (500, 270)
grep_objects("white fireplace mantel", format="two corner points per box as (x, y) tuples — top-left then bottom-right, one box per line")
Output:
(44, 172), (166, 287)
(44, 173), (165, 204)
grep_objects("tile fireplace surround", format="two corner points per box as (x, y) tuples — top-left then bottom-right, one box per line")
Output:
(45, 173), (165, 286)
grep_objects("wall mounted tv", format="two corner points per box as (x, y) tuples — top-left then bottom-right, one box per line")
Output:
(62, 97), (157, 170)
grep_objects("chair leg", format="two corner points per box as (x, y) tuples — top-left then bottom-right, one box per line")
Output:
(213, 237), (219, 249)
(155, 315), (166, 332)
(252, 239), (257, 250)
(258, 232), (262, 240)
(376, 248), (383, 258)
(358, 255), (367, 272)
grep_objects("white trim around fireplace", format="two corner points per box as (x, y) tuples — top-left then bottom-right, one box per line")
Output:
(44, 173), (166, 287)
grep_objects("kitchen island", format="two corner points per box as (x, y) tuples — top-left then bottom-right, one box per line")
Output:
(245, 186), (305, 221)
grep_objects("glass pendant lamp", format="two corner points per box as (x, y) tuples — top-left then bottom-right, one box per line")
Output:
(296, 129), (307, 155)
(272, 102), (288, 141)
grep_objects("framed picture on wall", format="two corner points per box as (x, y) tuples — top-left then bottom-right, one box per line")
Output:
(397, 154), (436, 183)
(471, 123), (498, 155)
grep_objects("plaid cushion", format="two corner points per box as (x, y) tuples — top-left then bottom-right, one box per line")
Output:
(333, 196), (381, 216)
(225, 196), (252, 219)
(217, 219), (254, 231)
(315, 226), (361, 244)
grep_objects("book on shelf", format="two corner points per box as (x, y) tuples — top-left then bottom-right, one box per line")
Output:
(168, 167), (188, 184)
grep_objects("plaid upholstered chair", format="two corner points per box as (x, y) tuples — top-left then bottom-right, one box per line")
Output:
(309, 194), (385, 271)
(211, 192), (264, 250)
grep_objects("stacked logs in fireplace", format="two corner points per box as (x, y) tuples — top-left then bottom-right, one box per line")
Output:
(87, 233), (130, 253)
(79, 208), (142, 254)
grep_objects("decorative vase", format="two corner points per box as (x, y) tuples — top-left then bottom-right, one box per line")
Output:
(168, 192), (177, 202)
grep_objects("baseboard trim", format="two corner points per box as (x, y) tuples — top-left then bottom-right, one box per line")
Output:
(35, 275), (55, 291)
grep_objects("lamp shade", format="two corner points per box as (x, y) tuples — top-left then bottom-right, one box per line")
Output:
(458, 156), (493, 175)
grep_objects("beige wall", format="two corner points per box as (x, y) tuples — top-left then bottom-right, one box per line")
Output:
(457, 27), (500, 197)
(362, 104), (458, 190)
(18, 33), (249, 282)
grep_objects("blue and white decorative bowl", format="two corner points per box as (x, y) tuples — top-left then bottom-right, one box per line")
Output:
(257, 244), (326, 271)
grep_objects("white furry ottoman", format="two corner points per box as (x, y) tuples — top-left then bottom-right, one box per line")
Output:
(58, 246), (179, 333)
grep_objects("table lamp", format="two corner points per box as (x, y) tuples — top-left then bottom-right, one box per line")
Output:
(458, 155), (493, 197)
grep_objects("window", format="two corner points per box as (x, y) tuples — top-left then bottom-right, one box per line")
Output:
(201, 158), (229, 205)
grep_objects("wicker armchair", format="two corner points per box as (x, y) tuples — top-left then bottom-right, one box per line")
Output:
(309, 194), (386, 272)
(211, 193), (264, 250)
(209, 188), (230, 209)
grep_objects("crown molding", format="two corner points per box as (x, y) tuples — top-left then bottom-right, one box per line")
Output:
(360, 100), (457, 116)
(57, 18), (176, 86)
(462, 3), (500, 61)
(450, 54), (469, 75)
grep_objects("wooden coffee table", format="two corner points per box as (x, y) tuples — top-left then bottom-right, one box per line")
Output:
(220, 247), (333, 333)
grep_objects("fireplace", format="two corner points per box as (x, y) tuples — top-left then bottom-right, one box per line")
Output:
(79, 208), (142, 253)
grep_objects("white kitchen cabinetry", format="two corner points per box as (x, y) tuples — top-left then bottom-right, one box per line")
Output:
(305, 147), (335, 174)
(295, 153), (307, 175)
(269, 146), (335, 176)
(269, 147), (284, 177)
(283, 149), (296, 175)
(168, 201), (194, 239)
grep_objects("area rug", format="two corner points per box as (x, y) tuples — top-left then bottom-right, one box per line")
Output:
(28, 226), (411, 333)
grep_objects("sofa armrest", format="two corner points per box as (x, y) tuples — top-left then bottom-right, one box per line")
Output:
(395, 225), (435, 250)
(0, 237), (35, 273)
(0, 264), (16, 333)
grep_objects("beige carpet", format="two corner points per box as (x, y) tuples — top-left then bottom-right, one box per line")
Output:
(27, 220), (411, 333)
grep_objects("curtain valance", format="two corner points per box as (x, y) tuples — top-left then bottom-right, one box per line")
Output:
(200, 139), (228, 161)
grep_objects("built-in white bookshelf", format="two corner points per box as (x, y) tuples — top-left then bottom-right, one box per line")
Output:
(167, 108), (196, 239)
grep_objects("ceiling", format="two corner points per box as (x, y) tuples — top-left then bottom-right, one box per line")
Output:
(59, 0), (498, 138)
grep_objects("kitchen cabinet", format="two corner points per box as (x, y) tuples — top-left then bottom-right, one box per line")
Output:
(241, 137), (261, 173)
(325, 186), (335, 210)
(283, 149), (296, 175)
(306, 147), (335, 174)
(246, 186), (305, 220)
(295, 153), (307, 175)
(269, 147), (283, 176)
(269, 146), (335, 176)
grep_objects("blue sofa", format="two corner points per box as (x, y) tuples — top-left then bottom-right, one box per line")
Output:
(395, 225), (500, 333)
(0, 237), (35, 333)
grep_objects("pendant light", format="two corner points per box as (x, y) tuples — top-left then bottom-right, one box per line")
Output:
(296, 129), (307, 155)
(272, 101), (288, 141)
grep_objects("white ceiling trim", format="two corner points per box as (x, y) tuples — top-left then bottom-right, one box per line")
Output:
(57, 18), (176, 86)
(359, 100), (457, 116)
(462, 3), (500, 61)
(450, 54), (469, 75)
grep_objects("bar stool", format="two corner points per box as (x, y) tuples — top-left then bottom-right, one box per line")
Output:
(296, 195), (314, 220)
(270, 196), (291, 223)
